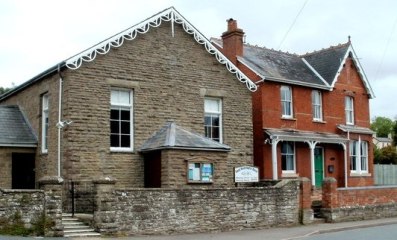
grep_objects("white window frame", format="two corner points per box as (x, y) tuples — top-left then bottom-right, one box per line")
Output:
(204, 98), (222, 143)
(110, 89), (133, 152)
(187, 162), (213, 183)
(349, 138), (368, 174)
(349, 141), (358, 172)
(281, 86), (293, 118)
(345, 96), (354, 125)
(312, 90), (323, 121)
(41, 94), (49, 153)
(360, 141), (368, 172)
(281, 141), (296, 173)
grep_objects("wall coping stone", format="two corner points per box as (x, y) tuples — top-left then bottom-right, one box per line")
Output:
(323, 177), (337, 183)
(0, 188), (44, 193)
(338, 185), (397, 191)
(93, 176), (117, 184)
(38, 176), (64, 185)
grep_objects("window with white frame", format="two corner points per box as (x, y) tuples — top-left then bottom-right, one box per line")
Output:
(345, 96), (354, 125)
(188, 162), (213, 183)
(204, 98), (222, 142)
(312, 90), (323, 121)
(110, 89), (133, 151)
(281, 86), (293, 118)
(349, 141), (357, 171)
(360, 141), (368, 172)
(350, 139), (368, 173)
(281, 141), (295, 172)
(41, 94), (49, 153)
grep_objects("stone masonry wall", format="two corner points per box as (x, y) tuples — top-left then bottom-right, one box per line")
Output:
(160, 150), (229, 188)
(0, 189), (44, 229)
(322, 177), (397, 222)
(60, 21), (253, 188)
(0, 177), (63, 237)
(94, 180), (301, 236)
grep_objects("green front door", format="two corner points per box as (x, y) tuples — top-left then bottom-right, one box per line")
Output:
(314, 147), (324, 187)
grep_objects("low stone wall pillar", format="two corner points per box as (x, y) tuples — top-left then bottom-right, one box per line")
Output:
(299, 177), (313, 224)
(38, 176), (64, 237)
(93, 177), (117, 236)
(321, 177), (337, 222)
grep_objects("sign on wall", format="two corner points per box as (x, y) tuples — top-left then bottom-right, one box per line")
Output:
(234, 166), (259, 183)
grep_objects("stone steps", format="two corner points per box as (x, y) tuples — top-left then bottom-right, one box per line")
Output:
(62, 213), (101, 238)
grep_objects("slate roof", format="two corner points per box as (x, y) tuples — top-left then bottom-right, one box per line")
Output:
(240, 45), (326, 87)
(265, 128), (348, 144)
(140, 122), (231, 152)
(0, 105), (37, 147)
(302, 43), (350, 85)
(211, 38), (374, 97)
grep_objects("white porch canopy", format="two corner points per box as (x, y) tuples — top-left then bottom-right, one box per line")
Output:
(265, 128), (348, 186)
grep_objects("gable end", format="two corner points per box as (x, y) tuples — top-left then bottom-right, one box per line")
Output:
(65, 7), (257, 92)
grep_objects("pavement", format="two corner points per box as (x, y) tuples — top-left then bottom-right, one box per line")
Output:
(2, 217), (397, 240)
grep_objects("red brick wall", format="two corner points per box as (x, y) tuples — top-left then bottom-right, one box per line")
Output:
(323, 178), (397, 208)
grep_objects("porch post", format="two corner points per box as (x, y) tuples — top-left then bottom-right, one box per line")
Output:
(306, 141), (317, 186)
(271, 139), (280, 180)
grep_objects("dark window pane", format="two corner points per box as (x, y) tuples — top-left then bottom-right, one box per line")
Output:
(110, 134), (119, 147)
(110, 120), (119, 134)
(121, 121), (130, 134)
(212, 127), (219, 139)
(111, 109), (119, 120)
(282, 156), (287, 170)
(120, 135), (130, 148)
(121, 110), (130, 120)
(212, 116), (219, 127)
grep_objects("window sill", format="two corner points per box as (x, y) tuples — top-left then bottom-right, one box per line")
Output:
(313, 120), (326, 124)
(282, 172), (299, 178)
(281, 117), (296, 121)
(350, 172), (371, 177)
(188, 181), (213, 184)
(110, 148), (134, 153)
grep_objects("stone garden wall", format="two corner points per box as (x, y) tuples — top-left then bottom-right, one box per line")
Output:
(0, 177), (63, 237)
(93, 178), (304, 236)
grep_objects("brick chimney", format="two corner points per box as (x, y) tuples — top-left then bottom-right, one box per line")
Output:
(221, 18), (245, 64)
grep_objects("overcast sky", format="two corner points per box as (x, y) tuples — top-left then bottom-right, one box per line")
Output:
(0, 0), (396, 119)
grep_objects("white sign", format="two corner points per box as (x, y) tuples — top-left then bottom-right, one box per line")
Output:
(234, 166), (259, 183)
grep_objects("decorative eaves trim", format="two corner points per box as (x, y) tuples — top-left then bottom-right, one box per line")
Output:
(65, 7), (257, 92)
(331, 45), (375, 98)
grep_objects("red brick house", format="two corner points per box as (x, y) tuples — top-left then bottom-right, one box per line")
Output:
(0, 8), (256, 190)
(213, 19), (375, 188)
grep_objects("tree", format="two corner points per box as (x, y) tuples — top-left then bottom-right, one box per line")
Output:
(374, 145), (397, 164)
(371, 116), (394, 137)
(0, 86), (11, 95)
(393, 120), (397, 146)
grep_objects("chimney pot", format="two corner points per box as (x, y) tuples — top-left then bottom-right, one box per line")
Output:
(227, 18), (237, 31)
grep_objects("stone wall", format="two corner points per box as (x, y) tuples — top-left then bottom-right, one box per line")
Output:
(322, 177), (397, 222)
(0, 177), (63, 237)
(0, 189), (44, 228)
(93, 179), (302, 236)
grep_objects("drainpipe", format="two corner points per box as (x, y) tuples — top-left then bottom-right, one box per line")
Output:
(57, 65), (63, 178)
